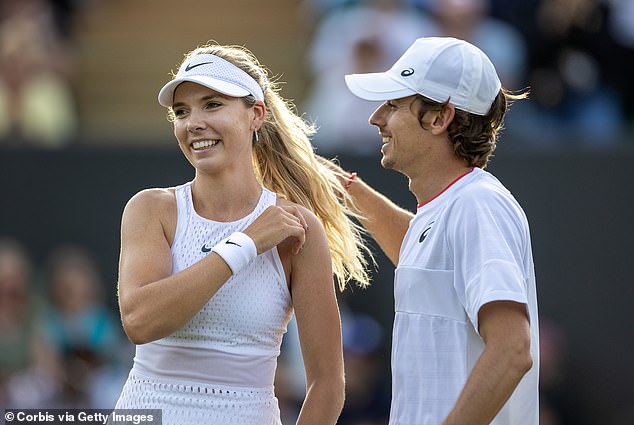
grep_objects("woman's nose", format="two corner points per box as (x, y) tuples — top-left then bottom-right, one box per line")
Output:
(187, 109), (206, 133)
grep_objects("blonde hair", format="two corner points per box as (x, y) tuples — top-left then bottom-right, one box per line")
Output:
(168, 42), (372, 290)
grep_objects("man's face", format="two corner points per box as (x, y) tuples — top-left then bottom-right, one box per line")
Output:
(369, 95), (432, 174)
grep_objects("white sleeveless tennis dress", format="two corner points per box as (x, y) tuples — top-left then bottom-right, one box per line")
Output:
(115, 183), (293, 425)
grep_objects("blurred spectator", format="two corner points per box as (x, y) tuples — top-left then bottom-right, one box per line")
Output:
(47, 0), (95, 41)
(40, 244), (128, 408)
(275, 316), (306, 425)
(300, 0), (357, 20)
(0, 0), (78, 147)
(538, 317), (586, 425)
(603, 0), (634, 133)
(0, 237), (62, 408)
(302, 0), (437, 155)
(338, 305), (390, 425)
(525, 0), (625, 147)
(423, 0), (528, 90)
(490, 0), (631, 147)
(607, 0), (634, 49)
(275, 299), (390, 424)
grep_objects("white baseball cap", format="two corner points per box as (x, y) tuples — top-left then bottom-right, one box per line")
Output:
(345, 37), (501, 115)
(158, 54), (264, 107)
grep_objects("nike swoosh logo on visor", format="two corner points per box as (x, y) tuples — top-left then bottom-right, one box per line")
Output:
(185, 61), (213, 72)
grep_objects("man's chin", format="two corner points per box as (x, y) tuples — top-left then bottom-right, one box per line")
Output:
(380, 156), (394, 170)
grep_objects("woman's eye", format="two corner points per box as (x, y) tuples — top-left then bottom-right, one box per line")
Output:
(173, 109), (187, 117)
(205, 101), (221, 109)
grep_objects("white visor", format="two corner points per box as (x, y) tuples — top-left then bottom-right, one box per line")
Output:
(158, 54), (264, 107)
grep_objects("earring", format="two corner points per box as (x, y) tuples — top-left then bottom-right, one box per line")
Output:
(254, 130), (259, 143)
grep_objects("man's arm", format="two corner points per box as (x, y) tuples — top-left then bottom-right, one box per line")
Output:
(346, 175), (413, 265)
(443, 301), (533, 425)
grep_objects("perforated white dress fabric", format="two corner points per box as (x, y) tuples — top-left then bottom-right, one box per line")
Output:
(115, 183), (292, 425)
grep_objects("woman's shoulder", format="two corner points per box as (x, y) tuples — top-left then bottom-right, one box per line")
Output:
(123, 187), (177, 217)
(120, 187), (179, 245)
(275, 197), (320, 226)
(274, 198), (329, 258)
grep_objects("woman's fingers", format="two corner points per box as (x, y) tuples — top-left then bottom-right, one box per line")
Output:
(280, 205), (306, 254)
(244, 205), (307, 254)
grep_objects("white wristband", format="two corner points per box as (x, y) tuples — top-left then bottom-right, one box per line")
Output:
(211, 232), (257, 275)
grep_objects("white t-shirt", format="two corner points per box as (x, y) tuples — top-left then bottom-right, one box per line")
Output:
(389, 167), (539, 425)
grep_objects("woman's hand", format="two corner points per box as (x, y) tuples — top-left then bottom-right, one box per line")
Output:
(243, 204), (307, 255)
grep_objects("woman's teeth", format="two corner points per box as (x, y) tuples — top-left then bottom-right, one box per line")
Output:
(192, 140), (219, 150)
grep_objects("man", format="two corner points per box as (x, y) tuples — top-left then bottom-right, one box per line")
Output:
(335, 37), (539, 424)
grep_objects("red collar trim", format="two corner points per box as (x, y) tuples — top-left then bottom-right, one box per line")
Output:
(417, 168), (475, 209)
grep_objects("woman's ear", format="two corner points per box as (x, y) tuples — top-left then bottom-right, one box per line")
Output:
(430, 104), (455, 135)
(252, 100), (266, 131)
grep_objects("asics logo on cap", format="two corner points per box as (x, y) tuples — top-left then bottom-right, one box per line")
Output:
(185, 61), (214, 72)
(401, 68), (415, 77)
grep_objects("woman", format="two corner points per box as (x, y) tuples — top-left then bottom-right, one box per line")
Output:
(114, 42), (371, 425)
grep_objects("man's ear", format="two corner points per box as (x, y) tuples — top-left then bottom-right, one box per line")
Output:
(430, 104), (455, 135)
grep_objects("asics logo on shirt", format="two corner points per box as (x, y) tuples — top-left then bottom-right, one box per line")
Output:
(419, 221), (435, 243)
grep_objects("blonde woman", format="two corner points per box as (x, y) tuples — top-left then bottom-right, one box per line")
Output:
(114, 42), (371, 425)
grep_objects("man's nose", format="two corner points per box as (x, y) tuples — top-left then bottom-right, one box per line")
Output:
(369, 103), (387, 128)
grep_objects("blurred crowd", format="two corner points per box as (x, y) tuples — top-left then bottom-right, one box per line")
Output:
(0, 0), (632, 150)
(0, 0), (97, 148)
(0, 237), (131, 409)
(301, 0), (634, 153)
